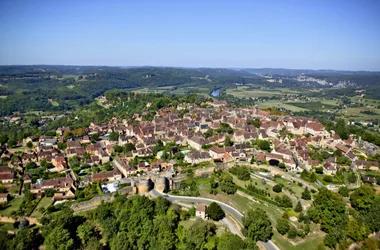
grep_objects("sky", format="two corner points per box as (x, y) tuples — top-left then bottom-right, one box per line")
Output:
(0, 0), (379, 71)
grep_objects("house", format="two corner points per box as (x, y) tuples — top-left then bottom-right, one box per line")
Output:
(184, 151), (212, 165)
(196, 204), (207, 219)
(113, 157), (137, 177)
(23, 173), (32, 184)
(0, 166), (13, 184)
(31, 174), (76, 195)
(323, 158), (337, 175)
(355, 160), (378, 170)
(92, 168), (122, 182)
(0, 193), (8, 203)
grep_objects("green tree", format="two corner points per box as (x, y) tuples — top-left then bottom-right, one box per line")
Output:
(26, 141), (33, 149)
(0, 134), (8, 145)
(242, 208), (273, 242)
(218, 232), (246, 250)
(302, 187), (311, 200)
(350, 185), (375, 211)
(44, 189), (56, 197)
(44, 227), (74, 250)
(77, 223), (95, 245)
(338, 186), (350, 197)
(109, 131), (119, 141)
(294, 200), (303, 213)
(257, 140), (271, 151)
(206, 202), (225, 221)
(7, 138), (16, 148)
(276, 218), (290, 235)
(224, 135), (233, 146)
(287, 225), (297, 239)
(272, 184), (282, 193)
(9, 228), (43, 250)
(177, 219), (216, 250)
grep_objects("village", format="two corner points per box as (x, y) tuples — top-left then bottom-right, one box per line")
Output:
(0, 97), (378, 208)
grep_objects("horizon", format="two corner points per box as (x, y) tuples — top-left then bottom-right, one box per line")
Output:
(1, 64), (380, 73)
(1, 0), (379, 71)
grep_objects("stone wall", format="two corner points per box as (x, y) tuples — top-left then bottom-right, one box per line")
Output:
(71, 187), (132, 213)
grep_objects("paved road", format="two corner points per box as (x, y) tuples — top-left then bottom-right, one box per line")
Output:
(150, 189), (243, 222)
(150, 189), (280, 250)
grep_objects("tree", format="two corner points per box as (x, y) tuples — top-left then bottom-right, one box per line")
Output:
(276, 218), (290, 235)
(295, 200), (303, 213)
(77, 223), (95, 245)
(7, 138), (16, 148)
(302, 187), (311, 200)
(177, 219), (216, 250)
(0, 183), (6, 193)
(44, 189), (56, 197)
(0, 134), (8, 145)
(253, 118), (261, 128)
(350, 185), (375, 211)
(218, 232), (246, 250)
(363, 237), (378, 250)
(124, 142), (136, 152)
(206, 202), (225, 221)
(272, 184), (282, 193)
(310, 172), (317, 182)
(109, 131), (119, 141)
(287, 225), (297, 239)
(308, 188), (347, 234)
(229, 166), (250, 181)
(338, 186), (350, 197)
(44, 227), (74, 250)
(155, 196), (171, 215)
(9, 228), (43, 250)
(257, 140), (270, 151)
(26, 141), (33, 149)
(224, 135), (233, 146)
(242, 208), (273, 242)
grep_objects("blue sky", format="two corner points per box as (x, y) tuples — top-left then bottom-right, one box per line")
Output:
(0, 0), (379, 70)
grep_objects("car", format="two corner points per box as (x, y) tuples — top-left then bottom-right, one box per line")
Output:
(163, 195), (169, 198)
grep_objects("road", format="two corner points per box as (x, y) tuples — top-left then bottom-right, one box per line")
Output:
(252, 164), (317, 191)
(150, 189), (280, 250)
(150, 189), (243, 222)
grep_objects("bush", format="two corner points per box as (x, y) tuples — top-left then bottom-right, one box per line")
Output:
(229, 166), (251, 181)
(287, 226), (297, 239)
(206, 202), (225, 221)
(276, 218), (290, 235)
(272, 184), (283, 193)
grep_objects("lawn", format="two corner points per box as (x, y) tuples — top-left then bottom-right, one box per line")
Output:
(0, 96), (7, 99)
(30, 197), (53, 218)
(0, 198), (23, 216)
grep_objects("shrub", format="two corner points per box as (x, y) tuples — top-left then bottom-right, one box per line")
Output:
(272, 184), (283, 193)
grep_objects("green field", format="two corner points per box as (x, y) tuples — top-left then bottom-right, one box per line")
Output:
(257, 100), (307, 112)
(0, 96), (7, 99)
(30, 197), (53, 218)
(0, 198), (23, 216)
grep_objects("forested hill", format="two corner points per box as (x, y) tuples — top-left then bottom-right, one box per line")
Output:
(0, 66), (258, 116)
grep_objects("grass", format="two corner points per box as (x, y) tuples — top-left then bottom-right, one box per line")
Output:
(133, 88), (166, 94)
(0, 96), (7, 99)
(287, 101), (337, 111)
(272, 231), (325, 250)
(0, 223), (15, 232)
(0, 198), (23, 216)
(67, 85), (75, 89)
(30, 197), (53, 218)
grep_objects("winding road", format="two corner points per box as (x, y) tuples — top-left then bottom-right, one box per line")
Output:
(150, 189), (280, 250)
